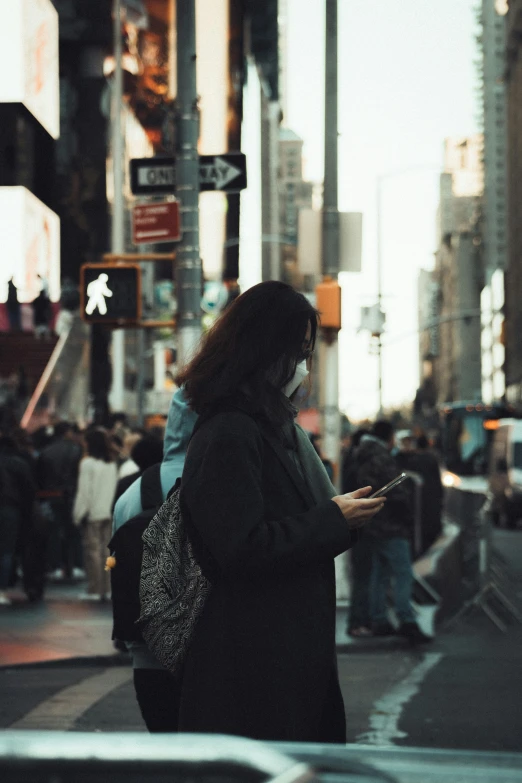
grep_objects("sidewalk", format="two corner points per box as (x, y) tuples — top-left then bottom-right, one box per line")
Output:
(0, 583), (121, 667)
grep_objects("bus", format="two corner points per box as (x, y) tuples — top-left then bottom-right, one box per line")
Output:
(439, 401), (518, 479)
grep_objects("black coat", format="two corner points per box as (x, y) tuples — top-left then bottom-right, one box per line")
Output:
(178, 403), (357, 742)
(396, 450), (443, 552)
(353, 436), (413, 540)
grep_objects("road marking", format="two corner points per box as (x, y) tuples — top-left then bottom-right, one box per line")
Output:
(9, 667), (133, 731)
(356, 652), (443, 746)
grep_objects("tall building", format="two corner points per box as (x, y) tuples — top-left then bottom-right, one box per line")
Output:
(417, 137), (483, 410)
(475, 0), (509, 404)
(478, 0), (509, 278)
(504, 0), (522, 404)
(278, 128), (313, 287)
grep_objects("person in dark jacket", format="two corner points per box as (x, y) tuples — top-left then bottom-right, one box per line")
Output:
(414, 435), (444, 551)
(7, 278), (21, 331)
(37, 422), (82, 579)
(354, 421), (431, 644)
(113, 389), (198, 733)
(176, 281), (386, 743)
(395, 433), (444, 554)
(32, 289), (52, 339)
(341, 428), (373, 636)
(0, 436), (36, 605)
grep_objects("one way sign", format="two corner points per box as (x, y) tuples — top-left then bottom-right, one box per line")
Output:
(130, 153), (247, 196)
(198, 154), (247, 192)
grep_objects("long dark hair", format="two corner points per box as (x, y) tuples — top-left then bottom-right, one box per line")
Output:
(177, 281), (319, 427)
(85, 428), (113, 463)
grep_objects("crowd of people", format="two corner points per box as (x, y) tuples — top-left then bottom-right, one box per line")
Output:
(0, 409), (164, 606)
(0, 281), (446, 741)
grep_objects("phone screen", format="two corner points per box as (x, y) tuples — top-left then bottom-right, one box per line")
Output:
(369, 472), (408, 499)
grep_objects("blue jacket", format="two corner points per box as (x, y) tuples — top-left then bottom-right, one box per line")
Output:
(112, 387), (198, 533)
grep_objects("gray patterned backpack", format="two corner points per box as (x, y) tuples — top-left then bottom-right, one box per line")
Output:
(138, 481), (211, 676)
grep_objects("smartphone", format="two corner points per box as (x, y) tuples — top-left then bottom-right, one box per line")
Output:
(369, 472), (408, 499)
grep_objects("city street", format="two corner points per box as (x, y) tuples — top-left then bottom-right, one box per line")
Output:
(1, 529), (521, 751)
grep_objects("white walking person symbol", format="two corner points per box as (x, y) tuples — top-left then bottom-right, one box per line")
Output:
(85, 273), (113, 316)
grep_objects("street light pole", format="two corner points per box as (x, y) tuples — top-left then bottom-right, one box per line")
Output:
(374, 165), (439, 416)
(319, 0), (341, 485)
(109, 0), (126, 412)
(376, 178), (384, 415)
(175, 0), (202, 368)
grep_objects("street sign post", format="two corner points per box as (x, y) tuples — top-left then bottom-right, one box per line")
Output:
(130, 153), (247, 195)
(132, 201), (181, 245)
(80, 263), (141, 324)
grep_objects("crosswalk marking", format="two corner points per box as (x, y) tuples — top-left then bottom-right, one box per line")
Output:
(9, 667), (132, 731)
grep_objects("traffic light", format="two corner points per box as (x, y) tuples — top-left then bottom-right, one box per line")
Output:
(316, 276), (342, 330)
(80, 264), (141, 324)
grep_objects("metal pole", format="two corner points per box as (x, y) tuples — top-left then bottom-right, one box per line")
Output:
(319, 0), (341, 487)
(109, 0), (125, 412)
(376, 178), (383, 415)
(136, 327), (146, 427)
(175, 0), (202, 368)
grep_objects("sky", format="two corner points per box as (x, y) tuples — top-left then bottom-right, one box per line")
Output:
(284, 0), (479, 421)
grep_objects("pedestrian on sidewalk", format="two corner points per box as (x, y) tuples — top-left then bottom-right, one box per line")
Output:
(37, 422), (83, 580)
(175, 280), (385, 743)
(395, 431), (444, 554)
(31, 288), (52, 339)
(73, 429), (117, 601)
(114, 434), (163, 507)
(0, 436), (36, 605)
(341, 428), (373, 637)
(354, 421), (432, 645)
(113, 389), (198, 733)
(6, 278), (21, 331)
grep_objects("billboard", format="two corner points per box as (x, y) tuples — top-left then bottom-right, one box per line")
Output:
(0, 0), (59, 139)
(0, 187), (60, 303)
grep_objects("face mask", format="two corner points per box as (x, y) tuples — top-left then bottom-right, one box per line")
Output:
(283, 360), (309, 398)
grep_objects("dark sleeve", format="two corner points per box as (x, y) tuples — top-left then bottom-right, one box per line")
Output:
(341, 451), (358, 494)
(15, 460), (36, 517)
(428, 455), (444, 506)
(358, 450), (413, 528)
(182, 424), (355, 578)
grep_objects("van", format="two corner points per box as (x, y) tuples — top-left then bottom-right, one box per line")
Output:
(488, 418), (522, 528)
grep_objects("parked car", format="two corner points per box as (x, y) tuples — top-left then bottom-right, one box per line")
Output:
(488, 418), (522, 528)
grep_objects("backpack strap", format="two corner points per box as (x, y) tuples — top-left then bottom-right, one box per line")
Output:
(139, 464), (163, 510)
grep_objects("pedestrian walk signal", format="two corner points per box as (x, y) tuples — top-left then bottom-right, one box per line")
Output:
(80, 264), (141, 324)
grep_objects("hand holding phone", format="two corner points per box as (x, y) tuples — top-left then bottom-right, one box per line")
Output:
(369, 472), (408, 498)
(332, 486), (386, 528)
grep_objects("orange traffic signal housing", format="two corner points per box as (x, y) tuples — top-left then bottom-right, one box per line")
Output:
(316, 277), (342, 330)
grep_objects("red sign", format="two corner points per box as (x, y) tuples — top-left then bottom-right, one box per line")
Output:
(132, 201), (181, 245)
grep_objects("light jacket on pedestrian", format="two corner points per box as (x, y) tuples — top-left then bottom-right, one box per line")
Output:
(73, 457), (118, 525)
(112, 388), (198, 533)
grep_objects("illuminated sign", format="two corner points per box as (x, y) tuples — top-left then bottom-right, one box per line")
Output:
(0, 0), (59, 139)
(80, 264), (142, 324)
(0, 186), (60, 303)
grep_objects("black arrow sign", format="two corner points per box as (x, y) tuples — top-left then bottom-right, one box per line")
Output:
(130, 153), (247, 195)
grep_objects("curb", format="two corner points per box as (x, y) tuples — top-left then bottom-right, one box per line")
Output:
(0, 652), (131, 671)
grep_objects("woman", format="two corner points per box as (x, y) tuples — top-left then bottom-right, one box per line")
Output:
(73, 428), (118, 601)
(176, 281), (385, 743)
